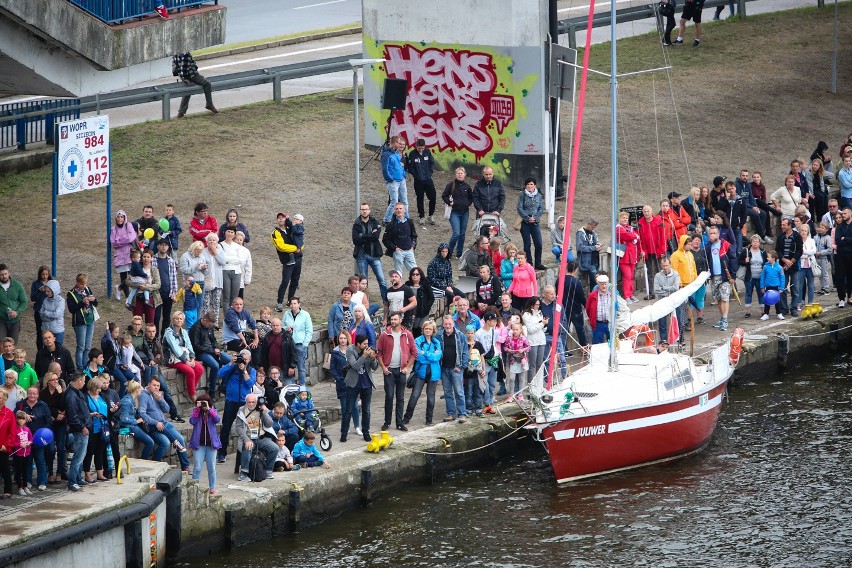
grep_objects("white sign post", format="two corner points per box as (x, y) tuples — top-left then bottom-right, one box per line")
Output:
(52, 115), (112, 292)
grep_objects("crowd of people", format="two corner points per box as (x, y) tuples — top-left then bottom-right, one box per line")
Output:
(0, 133), (849, 499)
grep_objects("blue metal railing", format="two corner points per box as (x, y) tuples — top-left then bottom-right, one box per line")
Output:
(68, 0), (216, 25)
(0, 99), (80, 151)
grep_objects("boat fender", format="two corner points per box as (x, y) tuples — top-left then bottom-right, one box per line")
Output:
(729, 327), (745, 366)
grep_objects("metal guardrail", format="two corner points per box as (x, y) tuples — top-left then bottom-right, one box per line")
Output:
(557, 0), (820, 47)
(69, 0), (217, 25)
(0, 99), (80, 150)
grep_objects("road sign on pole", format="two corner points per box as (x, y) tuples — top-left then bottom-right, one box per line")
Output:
(52, 115), (112, 294)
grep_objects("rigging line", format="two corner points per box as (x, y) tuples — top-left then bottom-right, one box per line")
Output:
(782, 321), (852, 339)
(549, 0), (597, 389)
(653, 73), (664, 201)
(399, 421), (528, 456)
(616, 82), (636, 200)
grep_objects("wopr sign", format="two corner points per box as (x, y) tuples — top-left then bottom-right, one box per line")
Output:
(56, 115), (110, 195)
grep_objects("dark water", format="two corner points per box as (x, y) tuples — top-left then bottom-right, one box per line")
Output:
(177, 356), (852, 568)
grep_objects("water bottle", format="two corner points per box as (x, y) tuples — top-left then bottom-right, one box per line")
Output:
(106, 445), (115, 472)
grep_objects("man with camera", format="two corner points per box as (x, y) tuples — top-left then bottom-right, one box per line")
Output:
(234, 393), (278, 481)
(216, 349), (256, 463)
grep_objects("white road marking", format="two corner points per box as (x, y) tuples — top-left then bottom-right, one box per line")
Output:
(199, 41), (361, 71)
(294, 0), (348, 10)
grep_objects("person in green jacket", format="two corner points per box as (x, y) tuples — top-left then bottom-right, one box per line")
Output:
(0, 264), (27, 343)
(9, 349), (38, 390)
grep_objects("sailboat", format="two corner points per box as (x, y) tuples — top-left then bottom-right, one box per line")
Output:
(521, 1), (743, 483)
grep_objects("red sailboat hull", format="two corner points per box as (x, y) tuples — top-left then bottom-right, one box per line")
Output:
(541, 381), (729, 483)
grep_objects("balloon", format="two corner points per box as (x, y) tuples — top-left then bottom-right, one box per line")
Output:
(159, 218), (170, 232)
(552, 245), (562, 256)
(763, 289), (780, 306)
(34, 427), (54, 447)
(143, 228), (155, 240)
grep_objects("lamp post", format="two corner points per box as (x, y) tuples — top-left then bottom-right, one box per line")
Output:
(349, 59), (386, 220)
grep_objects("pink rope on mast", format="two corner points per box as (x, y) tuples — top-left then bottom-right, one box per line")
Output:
(547, 1), (597, 390)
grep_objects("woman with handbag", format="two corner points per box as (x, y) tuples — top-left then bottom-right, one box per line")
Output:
(517, 177), (546, 270)
(331, 332), (361, 438)
(118, 380), (159, 461)
(67, 273), (98, 370)
(402, 320), (442, 426)
(40, 371), (67, 483)
(737, 235), (767, 318)
(441, 167), (474, 259)
(406, 267), (435, 337)
(83, 377), (109, 483)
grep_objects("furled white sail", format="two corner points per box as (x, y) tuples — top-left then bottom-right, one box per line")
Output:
(629, 271), (711, 326)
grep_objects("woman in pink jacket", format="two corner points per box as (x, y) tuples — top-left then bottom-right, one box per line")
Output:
(110, 210), (137, 301)
(615, 211), (640, 303)
(507, 251), (538, 310)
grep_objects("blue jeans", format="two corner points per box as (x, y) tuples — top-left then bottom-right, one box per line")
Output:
(465, 373), (483, 413)
(67, 431), (88, 488)
(150, 423), (189, 469)
(592, 321), (610, 345)
(744, 277), (763, 307)
(795, 267), (815, 305)
(197, 352), (232, 394)
(657, 303), (684, 341)
(543, 335), (566, 386)
(73, 323), (95, 369)
(404, 377), (438, 423)
(356, 256), (388, 301)
(342, 386), (371, 437)
(193, 445), (218, 490)
(448, 209), (469, 257)
(31, 444), (48, 487)
(239, 437), (277, 473)
(339, 395), (360, 429)
(383, 179), (409, 222)
(440, 367), (466, 418)
(779, 272), (800, 314)
(568, 310), (588, 347)
(128, 424), (156, 459)
(110, 365), (135, 398)
(295, 345), (308, 385)
(393, 248), (417, 275)
(842, 197), (852, 211)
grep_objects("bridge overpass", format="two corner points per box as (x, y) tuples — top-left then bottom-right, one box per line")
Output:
(0, 0), (225, 97)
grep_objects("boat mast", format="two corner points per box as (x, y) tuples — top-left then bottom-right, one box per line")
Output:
(608, 0), (619, 372)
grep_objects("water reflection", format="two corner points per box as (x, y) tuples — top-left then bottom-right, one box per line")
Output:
(176, 357), (852, 568)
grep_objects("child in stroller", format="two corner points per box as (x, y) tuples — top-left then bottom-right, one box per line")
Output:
(280, 384), (332, 451)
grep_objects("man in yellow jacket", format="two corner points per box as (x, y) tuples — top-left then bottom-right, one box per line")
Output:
(271, 213), (299, 312)
(669, 233), (702, 329)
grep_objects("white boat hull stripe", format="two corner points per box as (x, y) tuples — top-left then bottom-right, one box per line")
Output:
(551, 393), (722, 440)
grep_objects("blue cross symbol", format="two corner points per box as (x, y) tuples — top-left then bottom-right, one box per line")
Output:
(67, 160), (78, 177)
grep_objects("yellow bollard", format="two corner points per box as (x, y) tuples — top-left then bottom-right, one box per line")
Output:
(116, 455), (130, 485)
(380, 430), (394, 449)
(366, 433), (381, 453)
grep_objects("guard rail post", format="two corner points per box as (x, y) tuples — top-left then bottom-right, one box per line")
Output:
(273, 75), (282, 102)
(162, 92), (171, 120)
(566, 23), (577, 50)
(738, 0), (747, 18)
(818, 0), (825, 7)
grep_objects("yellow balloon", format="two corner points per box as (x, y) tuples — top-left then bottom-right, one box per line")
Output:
(143, 228), (155, 240)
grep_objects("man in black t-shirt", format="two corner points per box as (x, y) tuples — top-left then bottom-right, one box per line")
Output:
(383, 270), (417, 328)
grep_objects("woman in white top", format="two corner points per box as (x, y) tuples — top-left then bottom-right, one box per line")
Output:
(219, 227), (243, 306)
(235, 231), (253, 299)
(770, 175), (802, 218)
(797, 223), (817, 309)
(200, 234), (226, 327)
(521, 297), (547, 388)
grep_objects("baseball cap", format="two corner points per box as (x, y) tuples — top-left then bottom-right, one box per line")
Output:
(388, 269), (401, 278)
(596, 274), (609, 284)
(276, 212), (286, 219)
(294, 214), (304, 222)
(667, 191), (681, 200)
(713, 175), (726, 187)
(483, 312), (498, 322)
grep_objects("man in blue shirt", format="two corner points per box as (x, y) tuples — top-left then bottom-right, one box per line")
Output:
(381, 136), (409, 223)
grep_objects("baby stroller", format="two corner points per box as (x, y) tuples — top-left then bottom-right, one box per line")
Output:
(280, 384), (332, 451)
(472, 212), (510, 242)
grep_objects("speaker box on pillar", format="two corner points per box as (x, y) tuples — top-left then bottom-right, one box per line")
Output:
(382, 78), (408, 110)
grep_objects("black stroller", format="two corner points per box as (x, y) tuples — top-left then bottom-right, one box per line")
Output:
(280, 384), (332, 452)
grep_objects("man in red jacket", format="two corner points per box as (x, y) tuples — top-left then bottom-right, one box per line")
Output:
(637, 205), (667, 300)
(189, 203), (218, 243)
(376, 312), (417, 431)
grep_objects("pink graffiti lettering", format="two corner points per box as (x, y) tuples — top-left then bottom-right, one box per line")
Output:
(383, 44), (505, 161)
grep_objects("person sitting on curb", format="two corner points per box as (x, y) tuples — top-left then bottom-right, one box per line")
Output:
(292, 431), (330, 469)
(234, 393), (277, 481)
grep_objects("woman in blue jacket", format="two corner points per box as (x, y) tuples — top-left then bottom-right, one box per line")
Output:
(331, 331), (361, 437)
(402, 320), (443, 425)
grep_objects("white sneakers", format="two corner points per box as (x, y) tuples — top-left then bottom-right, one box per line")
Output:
(777, 314), (785, 320)
(760, 314), (769, 321)
(355, 427), (363, 436)
(839, 300), (846, 308)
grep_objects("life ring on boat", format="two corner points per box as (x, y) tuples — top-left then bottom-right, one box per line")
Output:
(729, 327), (745, 365)
(626, 324), (655, 349)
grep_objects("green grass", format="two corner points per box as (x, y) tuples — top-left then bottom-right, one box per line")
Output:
(192, 23), (361, 56)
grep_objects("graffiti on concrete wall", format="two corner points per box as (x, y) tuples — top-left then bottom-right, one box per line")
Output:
(363, 36), (544, 177)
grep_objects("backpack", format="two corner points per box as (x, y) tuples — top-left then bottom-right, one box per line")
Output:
(247, 450), (266, 482)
